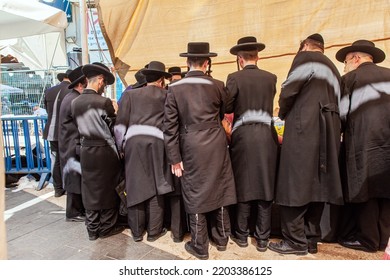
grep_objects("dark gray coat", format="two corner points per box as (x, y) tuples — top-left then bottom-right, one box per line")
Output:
(58, 90), (81, 194)
(114, 85), (173, 207)
(71, 89), (121, 210)
(276, 51), (343, 207)
(340, 62), (390, 202)
(164, 70), (237, 214)
(226, 65), (279, 202)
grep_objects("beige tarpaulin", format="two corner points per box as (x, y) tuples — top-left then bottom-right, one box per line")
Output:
(97, 0), (390, 107)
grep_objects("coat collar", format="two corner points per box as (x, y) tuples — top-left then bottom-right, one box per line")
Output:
(185, 70), (206, 77)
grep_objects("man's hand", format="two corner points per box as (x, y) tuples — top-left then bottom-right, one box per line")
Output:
(171, 162), (184, 177)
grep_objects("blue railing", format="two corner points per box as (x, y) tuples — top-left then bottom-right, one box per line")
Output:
(2, 115), (51, 190)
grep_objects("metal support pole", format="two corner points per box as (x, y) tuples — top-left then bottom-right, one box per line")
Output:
(79, 0), (89, 65)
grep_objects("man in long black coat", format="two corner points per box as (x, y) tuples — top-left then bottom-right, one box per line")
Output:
(335, 40), (390, 252)
(71, 62), (124, 241)
(164, 42), (236, 260)
(268, 34), (343, 255)
(43, 69), (72, 197)
(226, 36), (279, 252)
(114, 61), (173, 242)
(58, 66), (87, 222)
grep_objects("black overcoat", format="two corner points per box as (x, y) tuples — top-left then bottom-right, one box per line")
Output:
(71, 89), (121, 210)
(340, 62), (390, 202)
(276, 51), (343, 207)
(226, 65), (279, 202)
(58, 89), (81, 194)
(164, 71), (237, 214)
(114, 85), (173, 207)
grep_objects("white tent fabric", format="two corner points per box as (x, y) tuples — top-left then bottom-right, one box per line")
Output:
(96, 0), (390, 107)
(0, 0), (68, 40)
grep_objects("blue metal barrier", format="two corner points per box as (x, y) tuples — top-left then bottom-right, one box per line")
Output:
(2, 115), (51, 190)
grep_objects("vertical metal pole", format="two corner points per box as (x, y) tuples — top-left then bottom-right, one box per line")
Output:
(80, 0), (89, 65)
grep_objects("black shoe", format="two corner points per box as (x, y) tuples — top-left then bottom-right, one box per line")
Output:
(230, 235), (248, 248)
(171, 233), (184, 243)
(54, 189), (66, 197)
(133, 235), (143, 242)
(147, 228), (167, 242)
(100, 226), (125, 239)
(268, 240), (308, 255)
(88, 233), (99, 241)
(211, 241), (227, 251)
(185, 241), (209, 260)
(256, 239), (268, 252)
(308, 241), (318, 254)
(339, 240), (376, 252)
(66, 215), (86, 222)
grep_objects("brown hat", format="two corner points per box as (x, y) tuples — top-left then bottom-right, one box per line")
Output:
(82, 62), (115, 85)
(168, 66), (182, 75)
(57, 69), (72, 82)
(68, 66), (86, 89)
(141, 61), (172, 79)
(230, 36), (265, 55)
(335, 40), (385, 64)
(180, 42), (217, 57)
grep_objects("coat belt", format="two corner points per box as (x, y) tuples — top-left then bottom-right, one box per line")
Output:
(80, 138), (115, 147)
(180, 120), (220, 134)
(232, 115), (272, 133)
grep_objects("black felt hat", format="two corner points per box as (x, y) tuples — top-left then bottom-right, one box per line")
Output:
(230, 36), (266, 55)
(141, 61), (172, 79)
(57, 69), (72, 82)
(306, 33), (324, 45)
(180, 42), (217, 57)
(68, 66), (86, 89)
(131, 69), (147, 88)
(335, 39), (385, 64)
(82, 62), (115, 85)
(168, 66), (182, 75)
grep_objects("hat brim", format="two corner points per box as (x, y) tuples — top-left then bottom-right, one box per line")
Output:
(336, 45), (385, 63)
(68, 75), (86, 89)
(131, 81), (147, 88)
(230, 42), (265, 55)
(82, 64), (115, 85)
(141, 69), (172, 79)
(179, 52), (218, 57)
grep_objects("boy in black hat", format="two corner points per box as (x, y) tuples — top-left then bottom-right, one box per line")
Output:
(268, 34), (343, 255)
(226, 36), (279, 252)
(335, 40), (390, 253)
(114, 61), (173, 242)
(43, 68), (73, 197)
(71, 62), (124, 240)
(58, 66), (87, 222)
(164, 42), (237, 259)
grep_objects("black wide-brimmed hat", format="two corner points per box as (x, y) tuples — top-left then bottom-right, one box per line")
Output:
(141, 61), (172, 79)
(230, 36), (266, 55)
(57, 69), (72, 82)
(335, 40), (386, 64)
(68, 66), (86, 89)
(180, 42), (217, 57)
(82, 62), (115, 85)
(131, 69), (147, 88)
(168, 66), (182, 75)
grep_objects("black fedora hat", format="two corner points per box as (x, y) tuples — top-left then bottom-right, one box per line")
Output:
(57, 69), (72, 82)
(230, 36), (266, 55)
(180, 42), (217, 57)
(131, 69), (147, 88)
(168, 66), (182, 75)
(141, 61), (172, 79)
(82, 62), (115, 85)
(68, 66), (86, 89)
(335, 40), (385, 63)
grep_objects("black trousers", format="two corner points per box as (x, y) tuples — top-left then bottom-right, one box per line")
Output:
(66, 192), (85, 218)
(234, 200), (272, 242)
(188, 207), (231, 255)
(49, 141), (62, 191)
(339, 198), (390, 251)
(85, 208), (118, 236)
(280, 202), (324, 249)
(127, 195), (165, 238)
(166, 195), (187, 239)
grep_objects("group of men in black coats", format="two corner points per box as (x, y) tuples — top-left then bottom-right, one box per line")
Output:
(43, 34), (390, 260)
